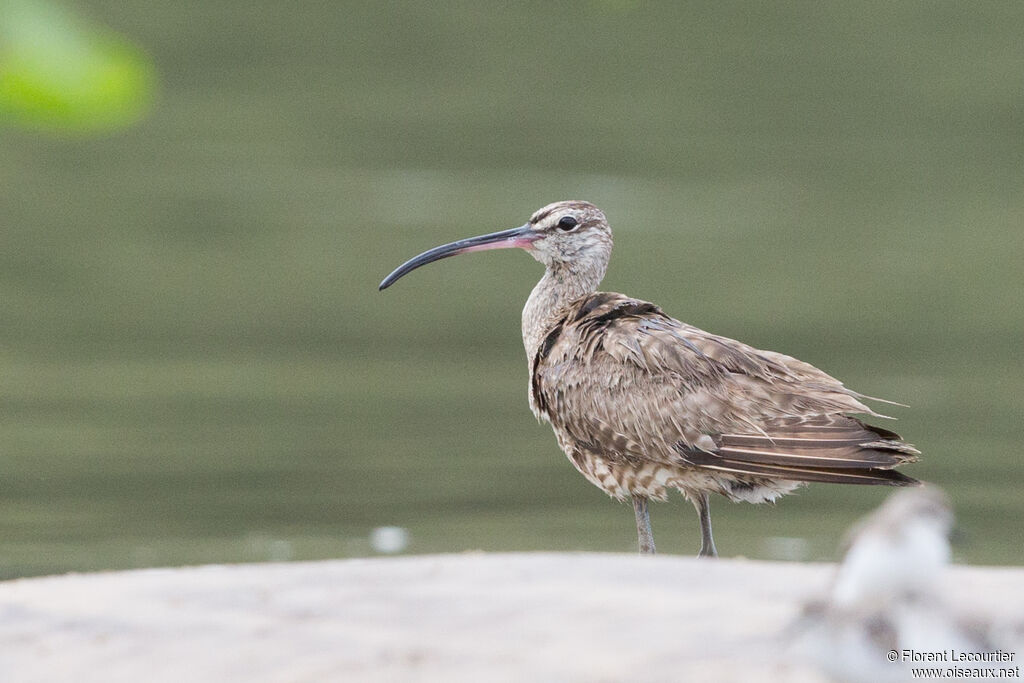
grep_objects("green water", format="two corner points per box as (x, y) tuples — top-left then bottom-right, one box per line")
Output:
(1, 2), (1022, 577)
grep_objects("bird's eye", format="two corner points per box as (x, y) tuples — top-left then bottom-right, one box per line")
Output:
(557, 216), (579, 231)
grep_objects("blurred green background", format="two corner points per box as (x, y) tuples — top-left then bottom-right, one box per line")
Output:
(1, 1), (1021, 577)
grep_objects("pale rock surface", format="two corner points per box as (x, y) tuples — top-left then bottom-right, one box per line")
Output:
(0, 553), (1020, 682)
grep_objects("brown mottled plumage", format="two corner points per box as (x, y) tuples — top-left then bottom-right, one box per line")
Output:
(380, 201), (920, 556)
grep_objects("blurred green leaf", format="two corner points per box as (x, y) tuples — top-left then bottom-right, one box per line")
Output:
(0, 0), (154, 132)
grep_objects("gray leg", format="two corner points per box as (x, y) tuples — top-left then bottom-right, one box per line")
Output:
(693, 492), (718, 558)
(632, 496), (656, 554)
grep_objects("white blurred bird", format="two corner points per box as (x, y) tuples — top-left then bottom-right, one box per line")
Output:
(792, 488), (1019, 683)
(831, 487), (953, 608)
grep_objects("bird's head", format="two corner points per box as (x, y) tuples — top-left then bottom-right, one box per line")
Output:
(378, 200), (612, 290)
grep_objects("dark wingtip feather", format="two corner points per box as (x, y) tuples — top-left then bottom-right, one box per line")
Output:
(856, 419), (904, 441)
(683, 447), (920, 487)
(879, 470), (921, 487)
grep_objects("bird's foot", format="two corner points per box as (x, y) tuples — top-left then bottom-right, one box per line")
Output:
(697, 543), (718, 559)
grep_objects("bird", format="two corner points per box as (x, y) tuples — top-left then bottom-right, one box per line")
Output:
(378, 200), (920, 557)
(830, 486), (953, 608)
(790, 488), (1020, 683)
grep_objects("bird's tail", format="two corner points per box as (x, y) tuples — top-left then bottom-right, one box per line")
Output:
(680, 415), (921, 486)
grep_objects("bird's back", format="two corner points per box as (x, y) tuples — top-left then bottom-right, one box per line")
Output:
(529, 291), (919, 500)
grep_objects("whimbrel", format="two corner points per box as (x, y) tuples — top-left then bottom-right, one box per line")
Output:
(379, 201), (920, 557)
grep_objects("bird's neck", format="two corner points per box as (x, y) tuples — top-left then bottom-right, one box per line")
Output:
(522, 260), (605, 361)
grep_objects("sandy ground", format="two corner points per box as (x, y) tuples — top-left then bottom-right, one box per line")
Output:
(0, 553), (1021, 682)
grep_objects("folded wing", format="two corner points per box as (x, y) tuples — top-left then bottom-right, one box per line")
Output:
(530, 292), (920, 486)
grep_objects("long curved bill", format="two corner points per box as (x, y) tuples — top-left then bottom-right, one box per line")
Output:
(378, 224), (539, 290)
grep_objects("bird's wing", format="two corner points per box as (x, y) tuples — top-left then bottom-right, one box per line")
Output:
(531, 292), (919, 484)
